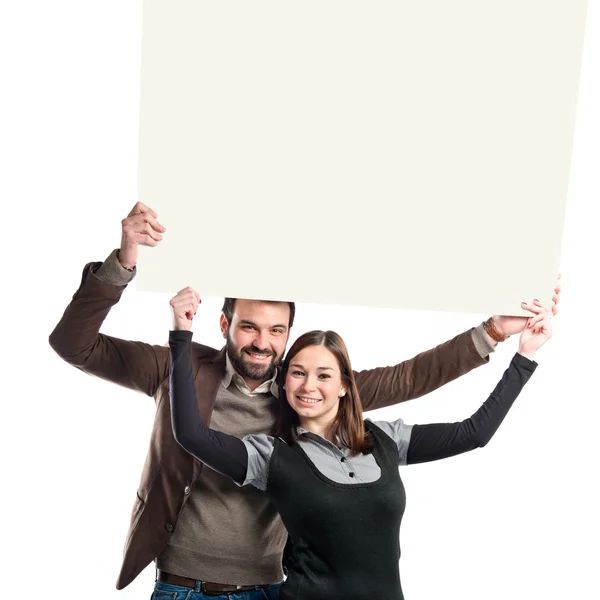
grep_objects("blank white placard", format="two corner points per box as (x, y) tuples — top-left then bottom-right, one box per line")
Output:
(136, 0), (587, 315)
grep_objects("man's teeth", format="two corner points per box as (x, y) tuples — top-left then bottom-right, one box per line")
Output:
(248, 352), (270, 359)
(298, 396), (321, 404)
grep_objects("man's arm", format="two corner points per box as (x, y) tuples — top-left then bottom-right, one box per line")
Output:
(355, 326), (492, 412)
(355, 285), (561, 412)
(49, 251), (170, 397)
(48, 202), (170, 397)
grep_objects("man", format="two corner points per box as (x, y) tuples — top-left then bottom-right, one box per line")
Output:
(49, 202), (560, 598)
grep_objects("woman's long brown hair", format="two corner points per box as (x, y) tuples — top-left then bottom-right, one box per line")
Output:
(275, 330), (374, 455)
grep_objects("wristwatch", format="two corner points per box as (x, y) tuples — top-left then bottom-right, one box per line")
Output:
(483, 317), (508, 343)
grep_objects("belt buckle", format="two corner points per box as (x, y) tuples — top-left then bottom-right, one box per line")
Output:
(200, 581), (245, 595)
(200, 581), (217, 595)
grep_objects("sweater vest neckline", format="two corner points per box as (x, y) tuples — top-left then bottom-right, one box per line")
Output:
(286, 420), (394, 489)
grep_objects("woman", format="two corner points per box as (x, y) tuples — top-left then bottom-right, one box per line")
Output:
(168, 293), (552, 600)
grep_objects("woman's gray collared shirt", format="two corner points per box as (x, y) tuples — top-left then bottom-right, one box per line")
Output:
(240, 420), (413, 491)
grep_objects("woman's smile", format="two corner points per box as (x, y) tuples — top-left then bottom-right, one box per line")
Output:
(296, 395), (323, 406)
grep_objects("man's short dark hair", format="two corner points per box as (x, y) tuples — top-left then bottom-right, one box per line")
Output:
(221, 298), (296, 328)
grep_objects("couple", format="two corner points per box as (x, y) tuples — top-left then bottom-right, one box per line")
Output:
(168, 288), (552, 600)
(49, 202), (560, 599)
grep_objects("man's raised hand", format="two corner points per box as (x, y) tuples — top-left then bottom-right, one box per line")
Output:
(119, 202), (166, 269)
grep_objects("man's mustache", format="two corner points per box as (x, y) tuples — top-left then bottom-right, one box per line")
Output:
(242, 346), (276, 358)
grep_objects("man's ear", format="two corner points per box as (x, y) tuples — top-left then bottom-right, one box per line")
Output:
(219, 313), (229, 339)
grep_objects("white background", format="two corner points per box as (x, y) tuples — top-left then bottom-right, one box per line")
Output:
(1, 2), (599, 600)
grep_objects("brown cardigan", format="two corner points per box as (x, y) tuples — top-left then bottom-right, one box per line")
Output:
(49, 261), (487, 590)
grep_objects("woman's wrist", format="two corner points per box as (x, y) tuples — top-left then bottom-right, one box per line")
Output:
(172, 318), (192, 332)
(517, 346), (537, 361)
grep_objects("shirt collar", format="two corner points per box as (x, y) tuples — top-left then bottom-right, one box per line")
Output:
(293, 425), (344, 449)
(222, 352), (279, 398)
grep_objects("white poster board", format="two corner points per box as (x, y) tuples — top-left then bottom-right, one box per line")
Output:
(137, 0), (587, 314)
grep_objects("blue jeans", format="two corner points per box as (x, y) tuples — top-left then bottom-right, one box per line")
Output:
(150, 579), (282, 600)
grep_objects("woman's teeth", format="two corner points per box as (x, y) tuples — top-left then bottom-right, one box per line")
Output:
(298, 396), (321, 404)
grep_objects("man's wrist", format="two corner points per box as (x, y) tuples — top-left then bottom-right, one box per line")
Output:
(116, 249), (136, 271)
(484, 316), (508, 342)
(472, 323), (497, 358)
(94, 248), (137, 286)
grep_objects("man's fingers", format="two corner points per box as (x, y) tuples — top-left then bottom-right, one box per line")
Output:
(122, 213), (166, 234)
(551, 291), (560, 317)
(137, 234), (159, 248)
(121, 233), (159, 248)
(140, 222), (164, 241)
(127, 202), (158, 218)
(125, 226), (163, 246)
(127, 201), (158, 219)
(122, 212), (164, 229)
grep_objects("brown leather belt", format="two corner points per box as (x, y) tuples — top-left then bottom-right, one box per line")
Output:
(157, 570), (257, 594)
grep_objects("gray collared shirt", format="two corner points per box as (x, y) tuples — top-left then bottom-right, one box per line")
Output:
(241, 419), (413, 491)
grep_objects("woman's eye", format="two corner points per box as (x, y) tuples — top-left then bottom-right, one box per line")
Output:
(291, 370), (304, 376)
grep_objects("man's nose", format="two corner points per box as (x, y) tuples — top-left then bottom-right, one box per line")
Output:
(253, 331), (270, 351)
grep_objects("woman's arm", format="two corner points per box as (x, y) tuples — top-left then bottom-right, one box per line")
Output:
(378, 299), (552, 465)
(407, 352), (537, 464)
(169, 329), (249, 484)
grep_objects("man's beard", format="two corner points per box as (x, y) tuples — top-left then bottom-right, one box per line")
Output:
(226, 335), (282, 382)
